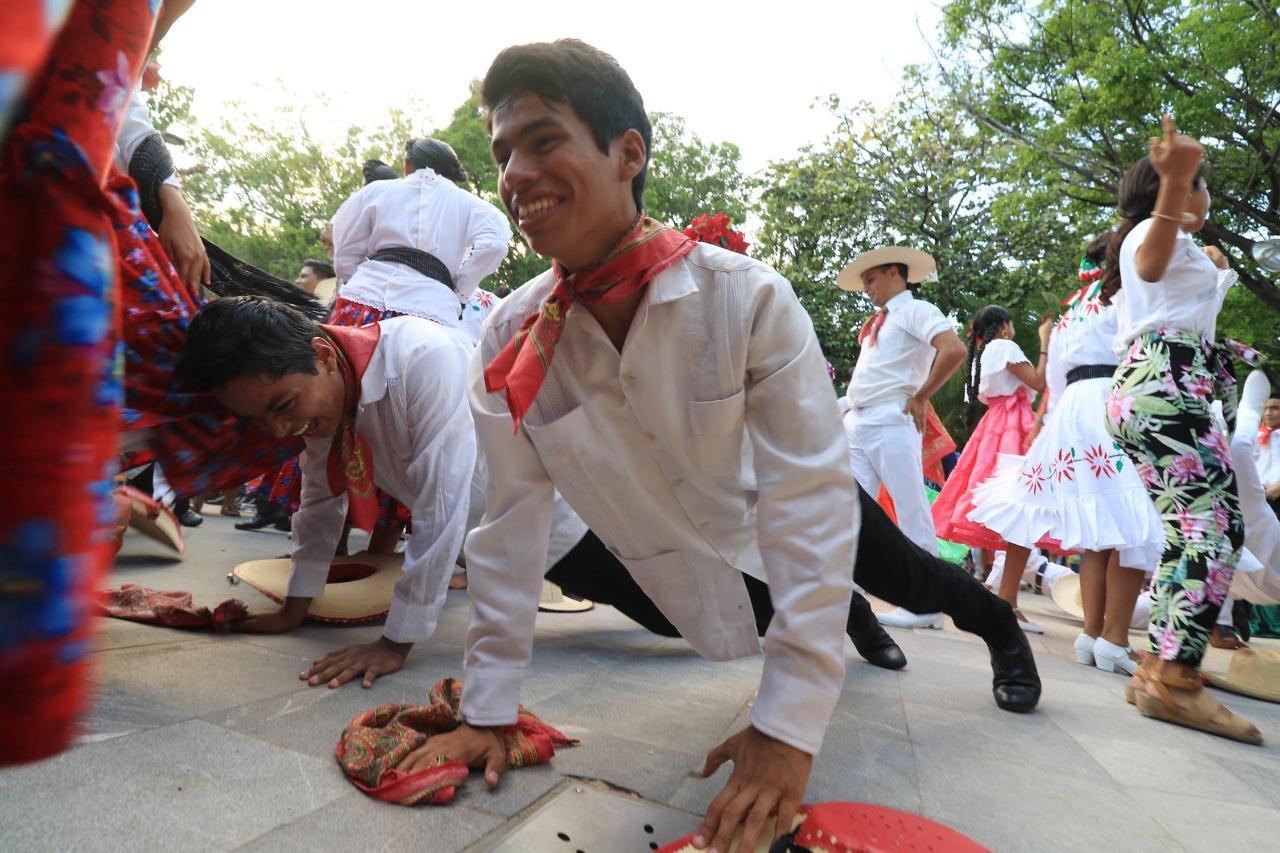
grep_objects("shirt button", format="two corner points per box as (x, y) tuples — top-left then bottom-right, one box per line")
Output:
(644, 431), (656, 441)
(622, 372), (636, 383)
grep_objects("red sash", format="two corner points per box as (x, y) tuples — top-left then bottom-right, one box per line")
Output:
(321, 322), (382, 532)
(484, 216), (695, 427)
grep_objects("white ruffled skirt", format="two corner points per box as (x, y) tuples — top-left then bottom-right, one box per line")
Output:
(968, 376), (1165, 570)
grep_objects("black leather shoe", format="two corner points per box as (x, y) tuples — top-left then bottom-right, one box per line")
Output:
(272, 516), (292, 533)
(177, 507), (203, 528)
(847, 594), (908, 670)
(986, 622), (1041, 712)
(235, 512), (277, 531)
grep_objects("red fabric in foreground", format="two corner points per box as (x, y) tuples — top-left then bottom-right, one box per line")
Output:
(97, 585), (248, 630)
(657, 801), (989, 853)
(336, 678), (576, 806)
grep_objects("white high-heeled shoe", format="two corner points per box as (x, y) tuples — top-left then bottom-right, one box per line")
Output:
(1092, 637), (1138, 675)
(1074, 633), (1096, 666)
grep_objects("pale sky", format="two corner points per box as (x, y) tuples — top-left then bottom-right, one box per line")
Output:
(159, 0), (946, 175)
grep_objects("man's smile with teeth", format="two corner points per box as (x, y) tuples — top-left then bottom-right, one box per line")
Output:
(293, 420), (313, 437)
(517, 197), (561, 221)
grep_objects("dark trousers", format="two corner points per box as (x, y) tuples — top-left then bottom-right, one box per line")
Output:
(547, 485), (1011, 641)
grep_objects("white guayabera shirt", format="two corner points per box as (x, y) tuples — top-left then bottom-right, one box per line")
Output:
(462, 241), (858, 756)
(333, 168), (513, 326)
(288, 317), (476, 644)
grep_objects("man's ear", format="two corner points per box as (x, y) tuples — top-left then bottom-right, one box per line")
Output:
(312, 336), (336, 370)
(614, 128), (648, 185)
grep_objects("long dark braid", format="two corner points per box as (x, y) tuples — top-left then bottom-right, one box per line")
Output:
(964, 304), (1014, 429)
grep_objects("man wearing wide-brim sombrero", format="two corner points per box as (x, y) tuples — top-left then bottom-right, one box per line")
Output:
(836, 246), (967, 631)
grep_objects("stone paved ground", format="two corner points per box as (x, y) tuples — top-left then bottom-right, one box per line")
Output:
(2, 513), (1278, 851)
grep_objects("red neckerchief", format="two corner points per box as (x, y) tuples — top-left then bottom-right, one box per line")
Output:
(858, 307), (888, 347)
(484, 215), (695, 427)
(1261, 423), (1275, 448)
(320, 322), (382, 532)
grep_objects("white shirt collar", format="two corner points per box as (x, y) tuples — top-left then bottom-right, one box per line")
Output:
(884, 290), (914, 312)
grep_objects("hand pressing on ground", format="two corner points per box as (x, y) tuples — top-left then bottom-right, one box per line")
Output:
(226, 596), (310, 634)
(397, 723), (507, 786)
(689, 726), (812, 853)
(301, 636), (411, 688)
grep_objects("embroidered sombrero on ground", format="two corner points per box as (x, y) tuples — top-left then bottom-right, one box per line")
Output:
(836, 246), (937, 292)
(657, 802), (988, 852)
(116, 485), (184, 555)
(232, 553), (402, 623)
(1204, 647), (1280, 704)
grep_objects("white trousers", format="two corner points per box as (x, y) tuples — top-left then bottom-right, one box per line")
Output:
(1227, 407), (1280, 605)
(844, 403), (939, 556)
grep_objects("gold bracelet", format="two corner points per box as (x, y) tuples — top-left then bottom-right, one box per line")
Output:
(1151, 211), (1183, 223)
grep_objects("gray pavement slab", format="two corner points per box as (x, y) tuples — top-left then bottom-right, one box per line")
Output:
(4, 518), (1280, 852)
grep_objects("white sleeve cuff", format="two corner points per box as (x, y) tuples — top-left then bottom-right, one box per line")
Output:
(748, 659), (839, 756)
(460, 666), (526, 727)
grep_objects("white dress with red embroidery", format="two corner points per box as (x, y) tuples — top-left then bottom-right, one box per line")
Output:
(968, 295), (1164, 569)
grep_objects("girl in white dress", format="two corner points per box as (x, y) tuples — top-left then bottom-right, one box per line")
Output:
(970, 242), (1164, 673)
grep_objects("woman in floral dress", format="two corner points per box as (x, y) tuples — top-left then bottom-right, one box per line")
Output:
(970, 240), (1164, 672)
(1104, 115), (1262, 744)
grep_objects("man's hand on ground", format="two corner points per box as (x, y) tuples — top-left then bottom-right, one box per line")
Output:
(226, 597), (310, 634)
(397, 723), (507, 787)
(301, 636), (411, 688)
(690, 726), (812, 853)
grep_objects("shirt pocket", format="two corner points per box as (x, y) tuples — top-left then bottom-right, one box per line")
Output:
(618, 548), (706, 626)
(687, 388), (747, 478)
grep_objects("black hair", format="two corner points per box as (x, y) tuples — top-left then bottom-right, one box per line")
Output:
(362, 158), (400, 184)
(879, 262), (910, 282)
(1103, 155), (1206, 302)
(1084, 232), (1112, 267)
(481, 38), (650, 210)
(964, 304), (1014, 429)
(176, 296), (320, 392)
(301, 258), (335, 280)
(404, 137), (468, 185)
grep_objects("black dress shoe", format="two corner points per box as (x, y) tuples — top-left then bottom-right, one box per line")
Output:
(847, 592), (908, 670)
(235, 512), (277, 531)
(272, 516), (292, 533)
(986, 621), (1041, 713)
(177, 507), (204, 528)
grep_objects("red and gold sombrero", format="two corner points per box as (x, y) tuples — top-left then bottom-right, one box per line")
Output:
(232, 553), (403, 623)
(658, 802), (988, 853)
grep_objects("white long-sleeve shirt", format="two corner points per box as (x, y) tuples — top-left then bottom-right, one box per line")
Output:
(461, 242), (857, 756)
(113, 87), (179, 189)
(332, 169), (512, 324)
(287, 317), (476, 643)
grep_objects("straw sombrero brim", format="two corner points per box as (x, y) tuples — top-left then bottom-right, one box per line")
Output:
(1050, 572), (1085, 621)
(1203, 649), (1280, 704)
(233, 554), (402, 623)
(121, 486), (184, 554)
(836, 247), (937, 292)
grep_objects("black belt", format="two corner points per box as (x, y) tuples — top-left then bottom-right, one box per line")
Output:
(1065, 364), (1117, 385)
(369, 247), (455, 290)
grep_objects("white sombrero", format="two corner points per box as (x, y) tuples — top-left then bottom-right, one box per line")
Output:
(1204, 647), (1280, 704)
(1050, 572), (1084, 621)
(836, 246), (937, 292)
(233, 553), (402, 623)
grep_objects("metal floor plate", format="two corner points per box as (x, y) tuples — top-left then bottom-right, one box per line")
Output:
(477, 782), (701, 853)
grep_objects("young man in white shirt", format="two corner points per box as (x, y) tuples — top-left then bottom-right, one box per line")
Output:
(1259, 395), (1280, 517)
(176, 296), (476, 689)
(837, 248), (967, 630)
(401, 39), (1039, 853)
